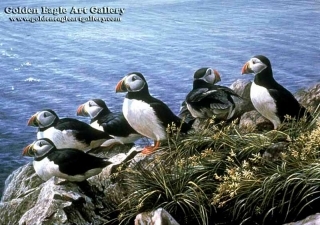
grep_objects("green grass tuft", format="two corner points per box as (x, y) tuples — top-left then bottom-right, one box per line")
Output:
(112, 108), (320, 225)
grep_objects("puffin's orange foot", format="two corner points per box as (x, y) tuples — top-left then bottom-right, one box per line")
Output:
(141, 146), (158, 155)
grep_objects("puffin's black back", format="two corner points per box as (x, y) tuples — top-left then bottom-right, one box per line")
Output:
(150, 100), (192, 133)
(186, 81), (239, 116)
(42, 148), (111, 175)
(56, 118), (112, 143)
(98, 112), (138, 136)
(187, 88), (234, 110)
(268, 87), (309, 121)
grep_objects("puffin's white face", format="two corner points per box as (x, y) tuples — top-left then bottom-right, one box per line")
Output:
(23, 139), (54, 158)
(242, 57), (267, 75)
(124, 74), (146, 92)
(32, 139), (54, 157)
(36, 110), (56, 128)
(202, 68), (221, 84)
(84, 100), (103, 118)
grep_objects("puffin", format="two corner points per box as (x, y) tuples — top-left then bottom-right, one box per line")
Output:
(22, 138), (112, 182)
(178, 100), (196, 125)
(241, 55), (310, 129)
(27, 109), (120, 151)
(185, 67), (241, 121)
(115, 72), (192, 154)
(76, 99), (142, 144)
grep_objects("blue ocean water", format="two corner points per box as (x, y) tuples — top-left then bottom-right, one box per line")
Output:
(0, 0), (319, 197)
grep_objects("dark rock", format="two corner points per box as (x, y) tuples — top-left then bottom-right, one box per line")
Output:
(262, 142), (290, 161)
(18, 178), (108, 225)
(0, 163), (43, 224)
(1, 163), (43, 202)
(178, 100), (195, 125)
(229, 79), (255, 120)
(296, 83), (320, 113)
(283, 213), (320, 225)
(239, 110), (274, 132)
(0, 163), (44, 225)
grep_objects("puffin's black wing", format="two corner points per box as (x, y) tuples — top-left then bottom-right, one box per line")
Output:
(56, 118), (97, 131)
(186, 88), (234, 110)
(268, 87), (308, 121)
(47, 149), (111, 176)
(56, 118), (112, 143)
(150, 100), (191, 133)
(178, 100), (196, 124)
(214, 85), (241, 97)
(98, 112), (138, 137)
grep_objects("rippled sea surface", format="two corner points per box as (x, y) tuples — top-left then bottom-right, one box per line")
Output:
(0, 0), (319, 197)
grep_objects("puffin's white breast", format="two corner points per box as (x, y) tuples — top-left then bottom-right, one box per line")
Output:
(250, 82), (280, 128)
(122, 98), (166, 141)
(33, 158), (59, 181)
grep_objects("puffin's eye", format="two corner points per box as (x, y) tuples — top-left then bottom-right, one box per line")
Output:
(88, 102), (92, 107)
(43, 113), (48, 117)
(39, 142), (43, 147)
(132, 76), (137, 81)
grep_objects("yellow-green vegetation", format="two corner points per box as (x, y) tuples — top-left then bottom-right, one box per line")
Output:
(113, 110), (320, 225)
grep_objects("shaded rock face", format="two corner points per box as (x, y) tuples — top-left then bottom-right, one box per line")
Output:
(0, 163), (44, 225)
(0, 163), (108, 225)
(1, 162), (43, 202)
(19, 177), (108, 225)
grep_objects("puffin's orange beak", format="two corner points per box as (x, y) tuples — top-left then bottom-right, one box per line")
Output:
(27, 113), (38, 126)
(22, 143), (34, 157)
(115, 77), (127, 93)
(241, 61), (253, 75)
(76, 104), (86, 116)
(213, 69), (221, 83)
